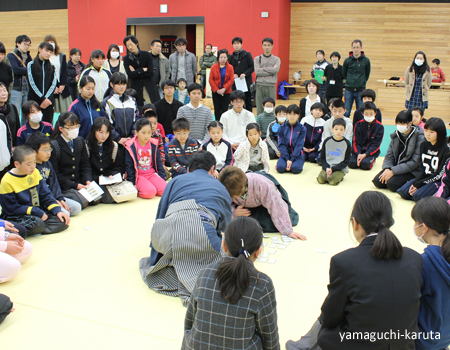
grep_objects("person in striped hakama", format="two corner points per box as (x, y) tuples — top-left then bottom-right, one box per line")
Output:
(139, 151), (233, 305)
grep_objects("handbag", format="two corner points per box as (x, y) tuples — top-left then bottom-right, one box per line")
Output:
(106, 180), (138, 203)
(286, 319), (322, 350)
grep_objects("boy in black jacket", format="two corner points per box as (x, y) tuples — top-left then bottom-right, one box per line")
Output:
(350, 101), (384, 170)
(26, 42), (57, 124)
(228, 37), (254, 112)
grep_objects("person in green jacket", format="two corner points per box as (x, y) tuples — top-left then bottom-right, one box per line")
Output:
(342, 39), (371, 118)
(199, 44), (217, 97)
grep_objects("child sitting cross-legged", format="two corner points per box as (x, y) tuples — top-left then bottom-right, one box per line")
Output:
(317, 118), (351, 186)
(167, 118), (200, 178)
(124, 118), (166, 199)
(202, 121), (233, 178)
(0, 145), (70, 235)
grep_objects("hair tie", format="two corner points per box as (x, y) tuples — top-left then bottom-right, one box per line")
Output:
(377, 222), (385, 231)
(239, 239), (250, 258)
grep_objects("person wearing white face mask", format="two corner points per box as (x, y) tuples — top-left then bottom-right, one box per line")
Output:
(267, 105), (287, 159)
(349, 101), (384, 170)
(373, 109), (424, 192)
(256, 97), (276, 141)
(49, 112), (95, 209)
(44, 35), (73, 115)
(411, 197), (450, 350)
(16, 101), (54, 145)
(405, 51), (432, 112)
(103, 44), (127, 78)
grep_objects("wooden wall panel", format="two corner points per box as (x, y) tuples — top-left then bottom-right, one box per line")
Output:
(290, 3), (450, 124)
(1, 10), (69, 59)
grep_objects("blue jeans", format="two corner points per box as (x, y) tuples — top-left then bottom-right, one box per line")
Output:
(344, 89), (362, 118)
(397, 180), (439, 202)
(10, 90), (28, 125)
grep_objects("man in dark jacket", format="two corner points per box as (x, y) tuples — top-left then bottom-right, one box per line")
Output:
(7, 35), (32, 117)
(342, 39), (371, 118)
(228, 37), (254, 112)
(123, 35), (160, 107)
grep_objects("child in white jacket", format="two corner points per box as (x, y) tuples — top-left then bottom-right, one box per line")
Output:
(234, 123), (270, 173)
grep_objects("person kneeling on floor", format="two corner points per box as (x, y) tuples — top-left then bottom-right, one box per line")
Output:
(0, 145), (70, 235)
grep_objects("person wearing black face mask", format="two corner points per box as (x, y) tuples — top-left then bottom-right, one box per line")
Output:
(405, 51), (433, 113)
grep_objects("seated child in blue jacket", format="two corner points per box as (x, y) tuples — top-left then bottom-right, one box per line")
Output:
(300, 102), (326, 163)
(411, 197), (450, 350)
(16, 101), (54, 145)
(317, 118), (351, 186)
(26, 132), (82, 216)
(276, 104), (307, 174)
(349, 101), (384, 171)
(0, 145), (70, 235)
(167, 118), (200, 177)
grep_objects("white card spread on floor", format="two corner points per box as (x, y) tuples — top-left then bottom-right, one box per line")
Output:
(268, 249), (276, 254)
(278, 245), (286, 249)
(99, 173), (123, 185)
(261, 253), (270, 258)
(78, 181), (104, 202)
(259, 257), (268, 263)
(269, 244), (277, 248)
(263, 234), (270, 238)
(268, 259), (276, 264)
(271, 237), (279, 241)
(262, 242), (268, 247)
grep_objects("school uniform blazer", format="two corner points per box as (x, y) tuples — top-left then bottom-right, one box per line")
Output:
(318, 235), (423, 350)
(209, 62), (234, 94)
(87, 141), (123, 184)
(49, 136), (93, 191)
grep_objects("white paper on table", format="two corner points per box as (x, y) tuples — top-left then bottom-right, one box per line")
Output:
(78, 181), (104, 202)
(99, 173), (123, 185)
(234, 77), (248, 92)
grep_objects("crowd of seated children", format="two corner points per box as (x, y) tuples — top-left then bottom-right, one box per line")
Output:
(26, 132), (81, 216)
(50, 112), (94, 209)
(373, 109), (424, 192)
(124, 118), (166, 199)
(397, 117), (449, 202)
(234, 123), (270, 173)
(167, 118), (200, 178)
(277, 104), (306, 174)
(221, 90), (256, 150)
(202, 121), (233, 178)
(174, 78), (190, 105)
(16, 101), (53, 145)
(256, 97), (276, 141)
(266, 105), (287, 160)
(176, 83), (213, 144)
(0, 145), (70, 235)
(349, 101), (384, 171)
(351, 89), (382, 125)
(68, 75), (105, 139)
(300, 102), (326, 163)
(317, 118), (351, 186)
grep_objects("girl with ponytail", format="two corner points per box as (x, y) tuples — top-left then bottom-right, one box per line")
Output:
(182, 216), (280, 350)
(411, 197), (450, 350)
(316, 191), (422, 350)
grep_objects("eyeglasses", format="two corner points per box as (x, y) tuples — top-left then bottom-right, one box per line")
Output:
(63, 125), (80, 131)
(233, 100), (245, 105)
(41, 148), (53, 153)
(22, 42), (31, 47)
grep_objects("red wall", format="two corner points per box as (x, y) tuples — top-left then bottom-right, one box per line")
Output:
(68, 0), (291, 86)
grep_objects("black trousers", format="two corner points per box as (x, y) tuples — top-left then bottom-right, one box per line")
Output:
(212, 92), (230, 122)
(372, 170), (415, 192)
(268, 146), (279, 160)
(3, 213), (68, 235)
(42, 105), (54, 124)
(0, 294), (13, 325)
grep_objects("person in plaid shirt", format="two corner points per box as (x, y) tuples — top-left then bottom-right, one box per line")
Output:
(182, 216), (280, 350)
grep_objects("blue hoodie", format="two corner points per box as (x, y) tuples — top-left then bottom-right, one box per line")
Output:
(69, 95), (106, 139)
(417, 245), (450, 350)
(277, 120), (306, 162)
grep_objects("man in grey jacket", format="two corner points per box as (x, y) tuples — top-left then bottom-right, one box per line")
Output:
(150, 39), (170, 98)
(254, 38), (280, 115)
(169, 37), (198, 85)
